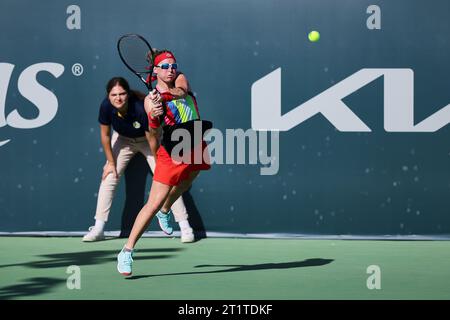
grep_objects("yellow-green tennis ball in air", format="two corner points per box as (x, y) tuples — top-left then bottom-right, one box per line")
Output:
(308, 30), (320, 42)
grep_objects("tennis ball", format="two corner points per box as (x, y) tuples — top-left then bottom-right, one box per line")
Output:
(308, 30), (320, 42)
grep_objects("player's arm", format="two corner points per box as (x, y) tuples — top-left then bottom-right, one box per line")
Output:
(100, 124), (117, 179)
(144, 92), (164, 117)
(145, 127), (162, 157)
(144, 96), (163, 156)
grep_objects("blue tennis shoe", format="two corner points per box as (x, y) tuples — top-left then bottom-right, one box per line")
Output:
(117, 247), (133, 276)
(156, 210), (174, 235)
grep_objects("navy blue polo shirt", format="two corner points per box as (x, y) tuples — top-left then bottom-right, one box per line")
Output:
(98, 95), (148, 138)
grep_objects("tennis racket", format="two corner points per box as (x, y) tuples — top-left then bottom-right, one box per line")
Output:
(117, 33), (155, 91)
(117, 33), (164, 121)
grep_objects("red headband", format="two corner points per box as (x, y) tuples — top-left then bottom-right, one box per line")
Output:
(154, 51), (176, 66)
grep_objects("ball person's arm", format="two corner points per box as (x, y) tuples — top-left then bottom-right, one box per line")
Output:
(100, 124), (118, 180)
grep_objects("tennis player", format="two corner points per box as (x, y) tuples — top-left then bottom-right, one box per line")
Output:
(117, 50), (211, 276)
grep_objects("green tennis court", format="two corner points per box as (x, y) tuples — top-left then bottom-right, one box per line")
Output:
(1, 236), (450, 300)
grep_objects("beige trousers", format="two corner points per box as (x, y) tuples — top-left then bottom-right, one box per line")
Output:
(94, 131), (188, 223)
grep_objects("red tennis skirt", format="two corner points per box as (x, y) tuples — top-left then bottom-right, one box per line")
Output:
(153, 141), (211, 186)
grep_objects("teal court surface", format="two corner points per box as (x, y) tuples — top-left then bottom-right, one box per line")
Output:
(1, 236), (450, 300)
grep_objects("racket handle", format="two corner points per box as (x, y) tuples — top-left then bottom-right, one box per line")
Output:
(149, 89), (160, 100)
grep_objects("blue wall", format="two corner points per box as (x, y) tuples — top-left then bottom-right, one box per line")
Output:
(1, 0), (450, 235)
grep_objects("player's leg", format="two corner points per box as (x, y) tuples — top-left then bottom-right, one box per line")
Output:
(125, 180), (172, 249)
(117, 176), (192, 275)
(161, 170), (200, 213)
(139, 141), (194, 241)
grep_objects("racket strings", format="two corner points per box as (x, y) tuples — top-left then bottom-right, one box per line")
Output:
(118, 37), (153, 74)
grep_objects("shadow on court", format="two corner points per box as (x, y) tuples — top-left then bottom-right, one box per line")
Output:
(0, 248), (184, 269)
(127, 258), (334, 280)
(0, 277), (64, 300)
(0, 247), (186, 299)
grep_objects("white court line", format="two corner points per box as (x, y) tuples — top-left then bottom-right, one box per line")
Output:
(0, 231), (449, 240)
